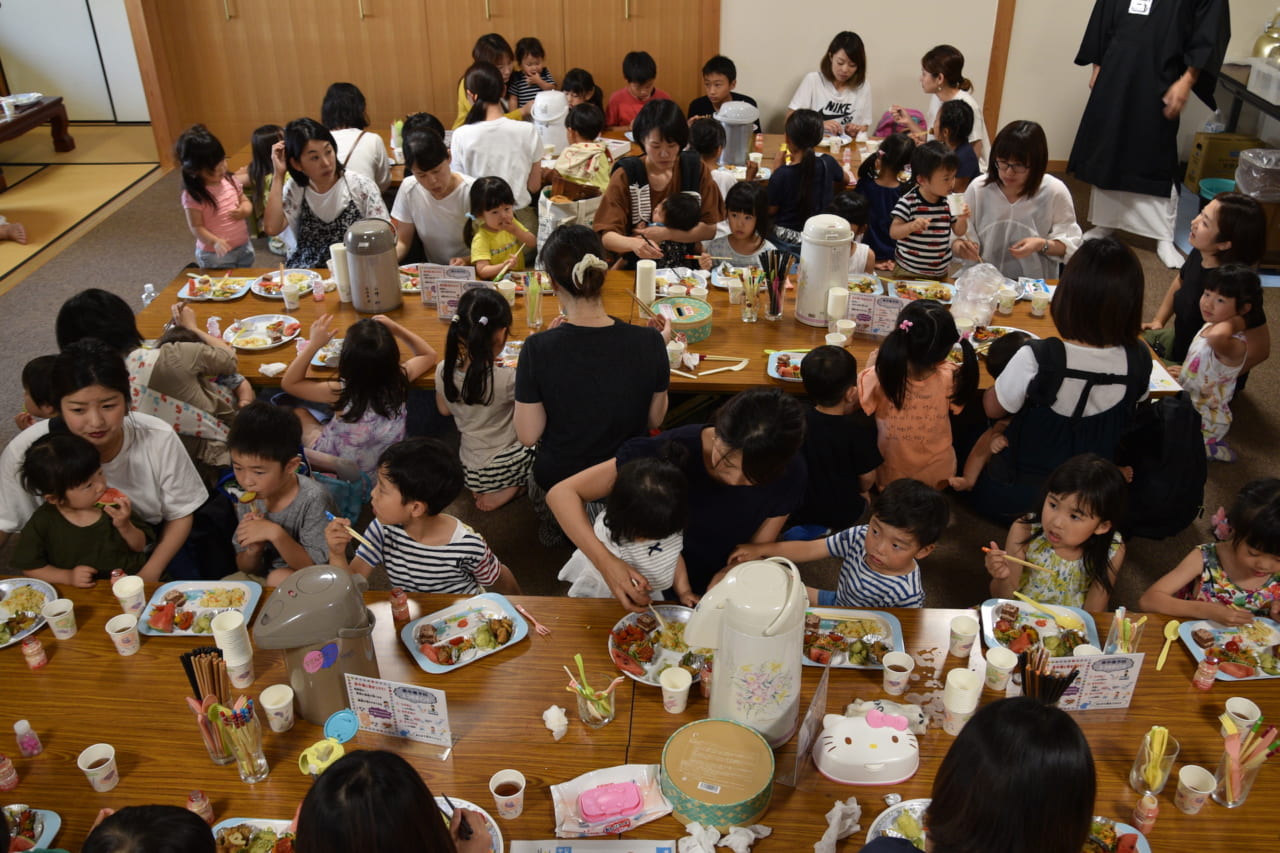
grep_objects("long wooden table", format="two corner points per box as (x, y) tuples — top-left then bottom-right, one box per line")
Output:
(139, 269), (1057, 395)
(3, 587), (1275, 852)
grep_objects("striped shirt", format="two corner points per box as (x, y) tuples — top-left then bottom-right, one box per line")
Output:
(355, 516), (502, 594)
(826, 524), (923, 608)
(891, 188), (954, 279)
(508, 69), (556, 106)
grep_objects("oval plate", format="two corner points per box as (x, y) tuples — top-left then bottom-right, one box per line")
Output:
(866, 797), (928, 849)
(252, 269), (319, 298)
(223, 314), (300, 351)
(0, 579), (56, 649)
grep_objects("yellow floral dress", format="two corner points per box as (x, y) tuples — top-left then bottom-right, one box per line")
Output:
(1018, 525), (1123, 608)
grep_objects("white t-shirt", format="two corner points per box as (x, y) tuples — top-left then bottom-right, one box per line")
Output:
(848, 241), (872, 274)
(963, 173), (1083, 280)
(391, 172), (474, 264)
(995, 343), (1146, 418)
(0, 414), (208, 533)
(927, 90), (989, 171)
(787, 70), (874, 130)
(281, 172), (387, 231)
(434, 362), (518, 471)
(331, 128), (391, 191)
(449, 118), (542, 209)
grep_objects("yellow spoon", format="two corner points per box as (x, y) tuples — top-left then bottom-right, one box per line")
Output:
(1011, 591), (1087, 633)
(1156, 619), (1181, 671)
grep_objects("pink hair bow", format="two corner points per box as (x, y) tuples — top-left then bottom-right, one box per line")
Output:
(898, 319), (913, 331)
(866, 709), (908, 731)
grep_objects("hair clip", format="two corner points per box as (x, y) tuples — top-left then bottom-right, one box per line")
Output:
(899, 319), (913, 331)
(451, 314), (460, 323)
(478, 316), (489, 325)
(572, 253), (609, 286)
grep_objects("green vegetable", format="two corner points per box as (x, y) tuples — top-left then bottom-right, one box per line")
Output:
(473, 623), (497, 650)
(893, 811), (926, 849)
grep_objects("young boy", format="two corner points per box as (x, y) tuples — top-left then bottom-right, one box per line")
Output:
(325, 437), (521, 595)
(935, 100), (979, 189)
(651, 192), (703, 267)
(731, 478), (948, 608)
(227, 401), (335, 585)
(509, 36), (556, 108)
(555, 103), (611, 192)
(827, 192), (876, 274)
(786, 345), (882, 538)
(605, 51), (671, 128)
(15, 354), (57, 431)
(949, 331), (1030, 491)
(392, 129), (475, 266)
(12, 434), (154, 587)
(686, 55), (761, 132)
(889, 140), (968, 280)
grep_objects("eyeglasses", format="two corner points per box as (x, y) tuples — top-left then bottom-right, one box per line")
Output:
(995, 160), (1029, 175)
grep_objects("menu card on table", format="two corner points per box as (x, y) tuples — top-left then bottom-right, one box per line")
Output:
(1026, 652), (1145, 710)
(344, 673), (452, 748)
(419, 263), (477, 310)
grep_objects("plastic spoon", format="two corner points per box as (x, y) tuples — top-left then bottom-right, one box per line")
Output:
(1156, 619), (1181, 671)
(1010, 591), (1087, 632)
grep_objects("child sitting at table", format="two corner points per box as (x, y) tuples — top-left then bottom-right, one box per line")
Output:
(935, 99), (979, 189)
(452, 33), (520, 128)
(651, 191), (703, 268)
(768, 109), (845, 251)
(554, 103), (611, 193)
(82, 805), (214, 853)
(827, 191), (876, 274)
(562, 67), (604, 109)
(605, 51), (672, 128)
(156, 324), (255, 413)
(1139, 477), (1280, 622)
(391, 129), (474, 266)
(985, 453), (1127, 611)
(226, 401), (335, 586)
(699, 182), (775, 269)
(559, 455), (697, 605)
(176, 124), (254, 269)
(11, 434), (154, 587)
(855, 132), (914, 271)
(510, 36), (557, 108)
(890, 140), (966, 279)
(324, 437), (521, 595)
(687, 54), (761, 131)
(689, 117), (739, 207)
(731, 478), (948, 608)
(948, 330), (1030, 491)
(466, 175), (537, 280)
(14, 354), (56, 431)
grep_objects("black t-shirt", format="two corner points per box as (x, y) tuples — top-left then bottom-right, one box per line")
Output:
(768, 154), (846, 232)
(614, 423), (807, 592)
(955, 141), (980, 180)
(515, 319), (669, 489)
(1170, 248), (1267, 363)
(686, 93), (762, 132)
(791, 407), (882, 530)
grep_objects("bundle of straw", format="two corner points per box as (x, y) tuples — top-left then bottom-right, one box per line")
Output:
(181, 647), (231, 759)
(214, 697), (263, 769)
(1219, 714), (1278, 803)
(758, 250), (796, 317)
(1017, 647), (1079, 704)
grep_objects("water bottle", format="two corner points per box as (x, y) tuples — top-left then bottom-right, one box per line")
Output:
(1203, 110), (1226, 134)
(141, 283), (157, 307)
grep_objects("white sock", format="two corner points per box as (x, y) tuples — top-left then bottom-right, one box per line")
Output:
(1156, 240), (1184, 269)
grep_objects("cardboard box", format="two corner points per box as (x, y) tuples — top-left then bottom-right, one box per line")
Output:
(1184, 132), (1263, 194)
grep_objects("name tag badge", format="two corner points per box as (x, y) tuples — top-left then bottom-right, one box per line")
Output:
(1128, 0), (1152, 14)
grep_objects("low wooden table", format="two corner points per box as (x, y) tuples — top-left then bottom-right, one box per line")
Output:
(0, 95), (75, 191)
(3, 587), (1275, 852)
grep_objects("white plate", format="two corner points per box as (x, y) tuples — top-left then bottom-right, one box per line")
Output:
(608, 604), (708, 686)
(980, 598), (1100, 657)
(0, 579), (56, 649)
(434, 796), (502, 853)
(179, 275), (254, 301)
(210, 818), (292, 849)
(716, 164), (772, 181)
(400, 593), (527, 673)
(223, 314), (300, 351)
(4, 805), (59, 849)
(866, 797), (928, 848)
(138, 580), (263, 636)
(311, 338), (343, 367)
(252, 269), (318, 298)
(767, 351), (805, 382)
(890, 280), (955, 304)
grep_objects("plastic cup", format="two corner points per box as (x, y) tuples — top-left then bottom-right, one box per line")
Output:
(1128, 730), (1180, 794)
(77, 743), (120, 791)
(948, 614), (979, 657)
(260, 684), (296, 733)
(112, 575), (146, 616)
(105, 614), (140, 656)
(281, 283), (301, 310)
(1175, 764), (1216, 814)
(727, 282), (744, 305)
(942, 668), (981, 735)
(881, 651), (915, 696)
(984, 646), (1018, 691)
(666, 284), (688, 297)
(666, 340), (686, 369)
(660, 666), (693, 713)
(825, 333), (847, 347)
(488, 769), (526, 819)
(497, 281), (517, 305)
(1030, 290), (1051, 317)
(1223, 696), (1261, 736)
(947, 192), (965, 216)
(42, 599), (77, 639)
(525, 278), (543, 330)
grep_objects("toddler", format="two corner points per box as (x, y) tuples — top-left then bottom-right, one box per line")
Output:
(690, 117), (739, 204)
(605, 51), (671, 128)
(890, 140), (966, 279)
(827, 191), (876, 274)
(157, 323), (254, 413)
(701, 181), (775, 268)
(176, 124), (253, 269)
(465, 175), (537, 279)
(554, 102), (611, 192)
(949, 331), (1031, 491)
(510, 36), (557, 108)
(732, 478), (948, 608)
(562, 67), (604, 109)
(559, 456), (696, 605)
(15, 354), (56, 431)
(651, 191), (703, 268)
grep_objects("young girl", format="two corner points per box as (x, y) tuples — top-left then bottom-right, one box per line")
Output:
(558, 455), (697, 605)
(786, 31), (873, 135)
(768, 109), (845, 249)
(176, 124), (253, 269)
(854, 132), (914, 271)
(699, 181), (775, 269)
(450, 63), (543, 228)
(465, 176), (536, 280)
(13, 433), (154, 586)
(1139, 478), (1280, 623)
(452, 33), (521, 128)
(510, 36), (557, 108)
(919, 44), (989, 170)
(562, 67), (604, 109)
(283, 314), (438, 479)
(436, 288), (535, 511)
(985, 453), (1127, 611)
(859, 299), (977, 490)
(234, 124), (283, 245)
(827, 190), (875, 274)
(1172, 265), (1262, 461)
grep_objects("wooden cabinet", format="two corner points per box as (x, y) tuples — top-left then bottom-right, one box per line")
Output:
(126, 0), (718, 167)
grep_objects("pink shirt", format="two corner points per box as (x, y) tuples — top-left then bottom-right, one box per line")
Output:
(605, 87), (672, 128)
(181, 178), (249, 251)
(859, 361), (960, 490)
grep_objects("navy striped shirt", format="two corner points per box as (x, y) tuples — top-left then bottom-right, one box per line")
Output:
(508, 69), (557, 107)
(891, 187), (954, 278)
(826, 524), (923, 608)
(355, 516), (501, 594)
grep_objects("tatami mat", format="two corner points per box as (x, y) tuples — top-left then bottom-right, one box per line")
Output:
(0, 162), (159, 284)
(0, 164), (42, 189)
(0, 124), (157, 166)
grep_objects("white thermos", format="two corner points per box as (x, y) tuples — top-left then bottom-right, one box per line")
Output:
(795, 214), (852, 327)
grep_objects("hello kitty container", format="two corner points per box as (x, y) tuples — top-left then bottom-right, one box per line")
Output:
(811, 710), (920, 785)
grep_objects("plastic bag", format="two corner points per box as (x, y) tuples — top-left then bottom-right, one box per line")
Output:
(536, 188), (602, 269)
(550, 763), (673, 837)
(951, 262), (1005, 326)
(1235, 149), (1280, 202)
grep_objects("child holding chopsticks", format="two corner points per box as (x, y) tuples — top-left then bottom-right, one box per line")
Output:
(985, 453), (1127, 611)
(699, 182), (775, 269)
(466, 176), (536, 280)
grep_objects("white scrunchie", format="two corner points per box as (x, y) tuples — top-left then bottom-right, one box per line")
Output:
(572, 253), (609, 287)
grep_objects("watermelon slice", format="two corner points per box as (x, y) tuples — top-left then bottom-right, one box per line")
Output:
(147, 601), (176, 633)
(95, 487), (127, 508)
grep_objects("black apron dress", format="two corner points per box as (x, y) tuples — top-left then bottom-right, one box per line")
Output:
(286, 177), (363, 268)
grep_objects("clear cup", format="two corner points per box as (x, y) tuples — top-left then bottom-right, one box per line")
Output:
(260, 684), (296, 733)
(881, 651), (915, 696)
(948, 615), (979, 657)
(741, 278), (760, 323)
(1213, 748), (1261, 808)
(112, 575), (146, 616)
(1175, 764), (1215, 814)
(727, 282), (744, 305)
(984, 646), (1018, 691)
(1128, 730), (1180, 795)
(105, 614), (140, 656)
(525, 279), (543, 331)
(77, 743), (120, 791)
(489, 769), (527, 819)
(576, 689), (615, 728)
(660, 666), (693, 713)
(41, 599), (77, 639)
(225, 711), (270, 784)
(281, 283), (302, 311)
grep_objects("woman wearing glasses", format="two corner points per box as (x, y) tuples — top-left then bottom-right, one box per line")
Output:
(953, 121), (1082, 281)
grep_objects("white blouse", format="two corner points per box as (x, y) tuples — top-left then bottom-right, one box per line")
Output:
(963, 174), (1083, 281)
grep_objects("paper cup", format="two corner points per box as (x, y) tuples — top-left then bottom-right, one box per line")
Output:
(225, 653), (255, 689)
(942, 668), (981, 735)
(690, 286), (709, 301)
(996, 288), (1017, 315)
(948, 614), (979, 657)
(748, 152), (763, 166)
(881, 651), (915, 696)
(1223, 696), (1261, 736)
(212, 611), (251, 658)
(112, 575), (146, 616)
(281, 283), (302, 310)
(42, 599), (77, 639)
(666, 284), (688, 298)
(660, 666), (693, 713)
(1175, 764), (1215, 814)
(1030, 291), (1051, 317)
(825, 333), (847, 347)
(942, 704), (976, 736)
(260, 684), (296, 733)
(77, 743), (120, 791)
(827, 286), (848, 323)
(488, 769), (526, 819)
(954, 316), (975, 338)
(947, 192), (965, 216)
(835, 319), (856, 340)
(104, 614), (140, 656)
(497, 281), (517, 305)
(984, 646), (1018, 691)
(666, 340), (686, 369)
(1073, 644), (1103, 656)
